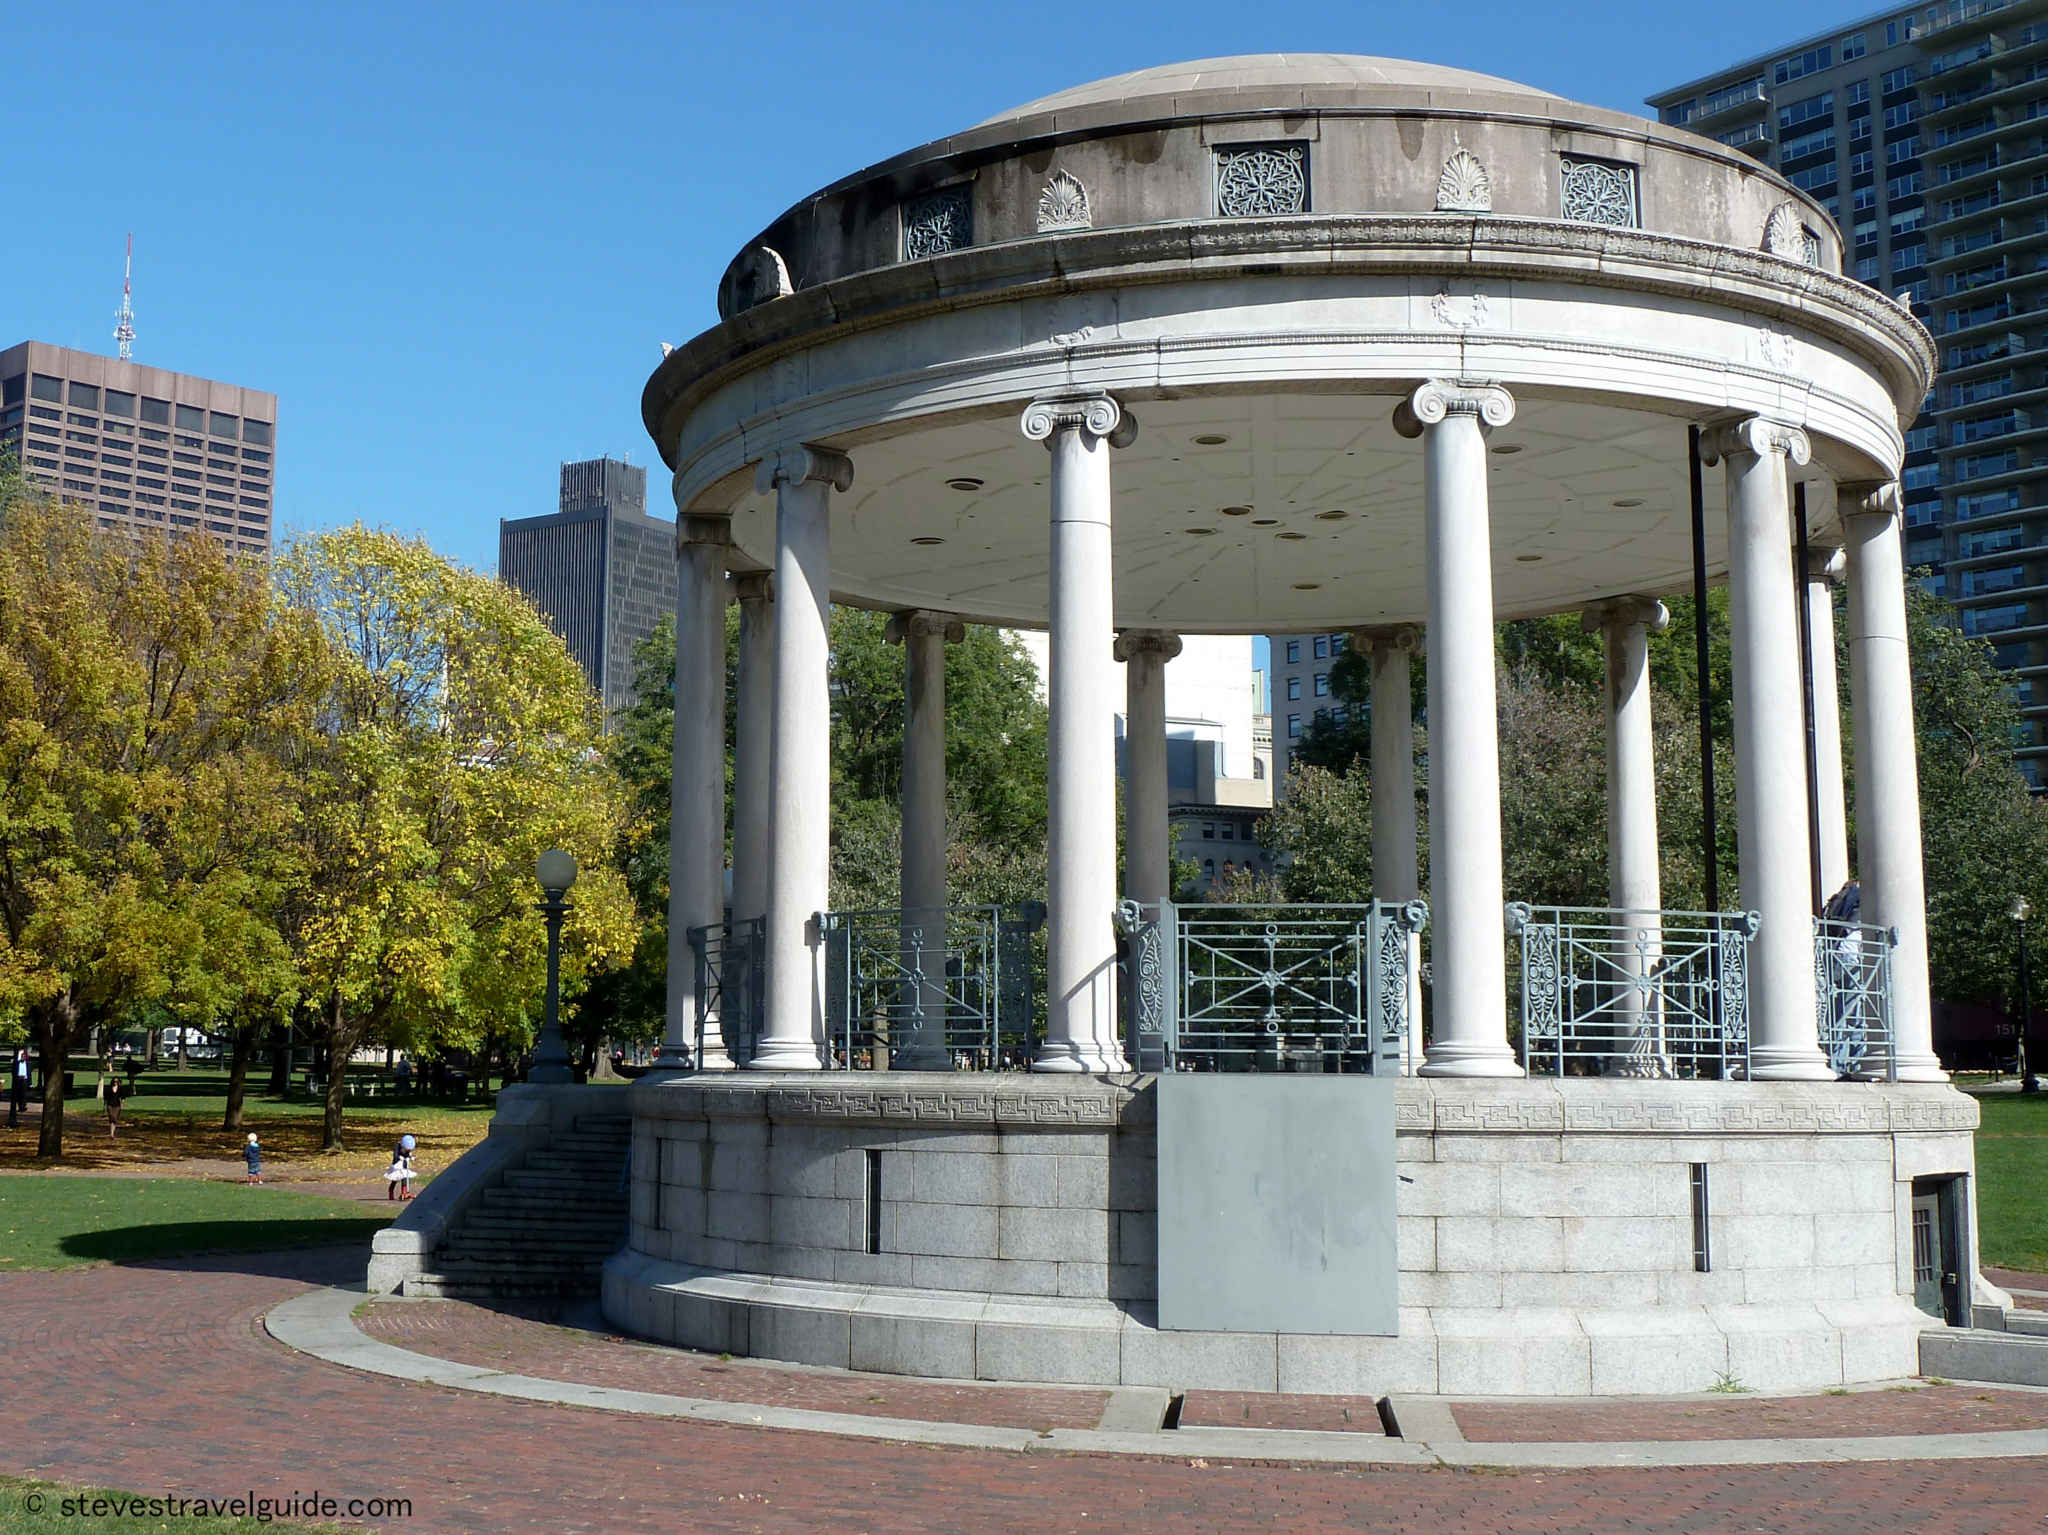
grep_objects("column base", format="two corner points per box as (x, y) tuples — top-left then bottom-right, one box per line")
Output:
(1032, 1042), (1131, 1074)
(695, 1045), (736, 1072)
(1883, 1052), (1950, 1084)
(744, 1045), (823, 1071)
(527, 1063), (576, 1085)
(1747, 1047), (1836, 1081)
(1419, 1043), (1525, 1079)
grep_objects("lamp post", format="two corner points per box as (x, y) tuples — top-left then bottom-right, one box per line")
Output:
(2014, 895), (2038, 1093)
(531, 849), (578, 1085)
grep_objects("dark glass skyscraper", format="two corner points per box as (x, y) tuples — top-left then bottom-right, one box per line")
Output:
(500, 457), (677, 720)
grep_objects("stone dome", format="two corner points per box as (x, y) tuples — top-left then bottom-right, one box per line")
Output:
(977, 53), (1548, 128)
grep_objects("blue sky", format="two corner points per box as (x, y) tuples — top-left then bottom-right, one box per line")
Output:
(4, 0), (1875, 578)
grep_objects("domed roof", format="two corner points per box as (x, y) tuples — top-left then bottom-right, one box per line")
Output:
(977, 53), (1546, 128)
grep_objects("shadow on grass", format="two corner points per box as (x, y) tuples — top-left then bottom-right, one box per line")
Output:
(61, 1220), (389, 1282)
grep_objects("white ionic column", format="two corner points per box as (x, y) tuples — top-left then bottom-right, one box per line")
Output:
(1024, 392), (1137, 1073)
(659, 514), (730, 1072)
(1583, 596), (1671, 1078)
(1396, 380), (1523, 1078)
(1804, 543), (1851, 901)
(1843, 482), (1946, 1082)
(1702, 417), (1830, 1079)
(887, 609), (964, 1071)
(749, 446), (852, 1071)
(1115, 629), (1181, 906)
(724, 570), (775, 1068)
(1354, 625), (1424, 1074)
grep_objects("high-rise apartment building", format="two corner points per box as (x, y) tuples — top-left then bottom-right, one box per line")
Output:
(1269, 630), (1353, 790)
(1649, 0), (2048, 780)
(0, 341), (277, 556)
(499, 457), (677, 719)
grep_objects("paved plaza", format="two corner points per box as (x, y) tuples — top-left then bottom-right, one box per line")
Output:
(5, 1243), (2048, 1534)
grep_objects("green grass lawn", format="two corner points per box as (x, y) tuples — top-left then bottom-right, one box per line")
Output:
(0, 1176), (392, 1269)
(1975, 1092), (2048, 1272)
(0, 1475), (353, 1533)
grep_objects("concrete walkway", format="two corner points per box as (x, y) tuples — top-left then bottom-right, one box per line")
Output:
(7, 1248), (2048, 1533)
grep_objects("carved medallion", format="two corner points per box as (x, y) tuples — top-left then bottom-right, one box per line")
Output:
(1560, 157), (1639, 228)
(1215, 143), (1309, 217)
(1762, 202), (1815, 264)
(1037, 170), (1091, 232)
(902, 185), (973, 260)
(1436, 147), (1493, 212)
(1429, 289), (1491, 329)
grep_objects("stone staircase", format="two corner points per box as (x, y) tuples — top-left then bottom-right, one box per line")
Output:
(406, 1112), (631, 1299)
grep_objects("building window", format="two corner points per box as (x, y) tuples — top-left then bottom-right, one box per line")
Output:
(1777, 91), (1834, 132)
(141, 397), (170, 424)
(102, 389), (134, 418)
(1286, 677), (1301, 700)
(1314, 672), (1330, 696)
(67, 382), (98, 409)
(1214, 142), (1310, 217)
(1841, 31), (1866, 61)
(1285, 639), (1301, 663)
(30, 375), (62, 403)
(1881, 65), (1916, 94)
(1313, 635), (1329, 659)
(901, 184), (972, 260)
(1847, 79), (1871, 105)
(242, 446), (271, 463)
(242, 420), (273, 447)
(1560, 157), (1639, 227)
(1775, 45), (1833, 85)
(1220, 823), (1234, 841)
(174, 403), (204, 431)
(209, 412), (238, 439)
(1202, 823), (1216, 840)
(1287, 713), (1302, 738)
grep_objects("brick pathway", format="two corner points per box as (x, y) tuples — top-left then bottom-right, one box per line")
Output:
(5, 1251), (2048, 1533)
(355, 1297), (1110, 1430)
(1454, 1385), (2048, 1443)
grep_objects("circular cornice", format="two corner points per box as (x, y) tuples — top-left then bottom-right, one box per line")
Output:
(645, 215), (1936, 467)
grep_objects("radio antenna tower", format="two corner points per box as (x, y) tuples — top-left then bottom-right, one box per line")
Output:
(114, 235), (136, 361)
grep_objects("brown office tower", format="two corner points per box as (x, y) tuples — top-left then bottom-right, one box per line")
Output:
(0, 340), (277, 556)
(499, 457), (678, 720)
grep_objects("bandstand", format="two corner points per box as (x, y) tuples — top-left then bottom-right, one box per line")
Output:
(604, 55), (2001, 1395)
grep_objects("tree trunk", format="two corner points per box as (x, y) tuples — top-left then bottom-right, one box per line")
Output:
(223, 1027), (256, 1131)
(321, 991), (349, 1152)
(32, 993), (80, 1161)
(177, 1024), (188, 1071)
(266, 1020), (291, 1096)
(146, 1026), (160, 1069)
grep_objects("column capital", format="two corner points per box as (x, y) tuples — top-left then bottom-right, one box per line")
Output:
(1393, 378), (1515, 438)
(1837, 480), (1903, 522)
(1579, 595), (1670, 635)
(1803, 543), (1846, 585)
(679, 513), (731, 549)
(754, 443), (854, 496)
(1697, 416), (1811, 468)
(1020, 391), (1138, 449)
(1351, 623), (1420, 655)
(1113, 628), (1182, 663)
(731, 569), (774, 603)
(885, 609), (966, 645)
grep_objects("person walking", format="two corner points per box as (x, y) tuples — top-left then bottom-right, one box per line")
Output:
(243, 1132), (263, 1185)
(8, 1047), (29, 1128)
(103, 1069), (126, 1138)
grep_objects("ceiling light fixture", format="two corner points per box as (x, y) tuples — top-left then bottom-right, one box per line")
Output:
(1220, 505), (1253, 517)
(1192, 433), (1230, 446)
(1276, 531), (1307, 541)
(945, 477), (984, 491)
(1612, 497), (1645, 508)
(1314, 510), (1350, 521)
(1491, 444), (1524, 456)
(912, 536), (946, 546)
(1292, 581), (1322, 591)
(1250, 517), (1280, 527)
(1515, 553), (1542, 563)
(1185, 527), (1216, 536)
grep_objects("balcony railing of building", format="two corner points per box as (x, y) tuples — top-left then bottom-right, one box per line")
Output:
(1816, 919), (1901, 1080)
(1117, 899), (1426, 1073)
(820, 902), (1046, 1069)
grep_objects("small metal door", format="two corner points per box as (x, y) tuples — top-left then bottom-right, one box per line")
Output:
(1912, 1192), (1944, 1319)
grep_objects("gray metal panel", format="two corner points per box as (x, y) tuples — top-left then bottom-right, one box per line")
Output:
(1155, 1074), (1397, 1335)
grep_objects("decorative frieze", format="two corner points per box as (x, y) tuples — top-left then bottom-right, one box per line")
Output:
(1214, 142), (1309, 217)
(1559, 156), (1639, 228)
(902, 184), (973, 260)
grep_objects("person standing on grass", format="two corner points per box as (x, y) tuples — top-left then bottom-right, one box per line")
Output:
(8, 1047), (28, 1127)
(243, 1132), (263, 1185)
(103, 1069), (126, 1137)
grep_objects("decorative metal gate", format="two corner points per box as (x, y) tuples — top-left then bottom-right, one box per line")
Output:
(1815, 918), (1898, 1080)
(1507, 904), (1756, 1078)
(1116, 900), (1426, 1072)
(688, 915), (765, 1066)
(819, 903), (1045, 1069)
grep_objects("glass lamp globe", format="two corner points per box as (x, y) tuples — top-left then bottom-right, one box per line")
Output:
(536, 848), (579, 896)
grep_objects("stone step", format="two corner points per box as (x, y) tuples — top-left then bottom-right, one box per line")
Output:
(450, 1224), (622, 1247)
(406, 1272), (598, 1299)
(501, 1170), (624, 1190)
(477, 1190), (627, 1213)
(1920, 1327), (2048, 1388)
(541, 1136), (628, 1156)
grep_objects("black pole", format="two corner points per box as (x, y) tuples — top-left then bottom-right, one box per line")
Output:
(1689, 427), (1720, 912)
(2023, 919), (2038, 1093)
(1793, 482), (1825, 917)
(531, 892), (575, 1083)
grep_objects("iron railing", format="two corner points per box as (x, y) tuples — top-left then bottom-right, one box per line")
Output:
(1508, 903), (1757, 1078)
(1815, 918), (1899, 1080)
(688, 915), (765, 1067)
(819, 903), (1046, 1070)
(1116, 900), (1426, 1072)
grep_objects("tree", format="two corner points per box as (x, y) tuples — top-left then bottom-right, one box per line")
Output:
(0, 480), (294, 1157)
(273, 527), (636, 1149)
